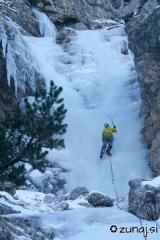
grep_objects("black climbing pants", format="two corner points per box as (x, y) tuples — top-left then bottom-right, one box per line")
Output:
(101, 135), (114, 153)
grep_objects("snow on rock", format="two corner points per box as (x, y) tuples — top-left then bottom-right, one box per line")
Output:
(0, 203), (20, 215)
(142, 176), (160, 188)
(29, 162), (67, 195)
(68, 186), (89, 200)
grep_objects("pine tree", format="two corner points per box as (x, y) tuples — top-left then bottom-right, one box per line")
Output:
(0, 81), (67, 186)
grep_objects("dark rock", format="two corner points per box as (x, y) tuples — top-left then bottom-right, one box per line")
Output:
(87, 192), (114, 207)
(69, 187), (89, 200)
(0, 181), (16, 196)
(0, 220), (14, 240)
(128, 178), (160, 220)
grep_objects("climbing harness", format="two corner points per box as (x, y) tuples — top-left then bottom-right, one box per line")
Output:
(109, 156), (149, 240)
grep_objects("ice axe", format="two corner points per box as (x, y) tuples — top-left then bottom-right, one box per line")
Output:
(111, 119), (115, 128)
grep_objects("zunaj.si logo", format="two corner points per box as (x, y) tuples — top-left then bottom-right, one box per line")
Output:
(110, 225), (158, 237)
(110, 225), (118, 233)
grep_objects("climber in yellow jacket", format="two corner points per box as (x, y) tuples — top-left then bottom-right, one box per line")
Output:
(100, 123), (117, 159)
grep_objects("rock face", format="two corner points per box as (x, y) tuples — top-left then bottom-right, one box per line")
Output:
(111, 0), (140, 17)
(110, 0), (159, 19)
(36, 0), (120, 30)
(0, 0), (40, 37)
(128, 179), (160, 220)
(125, 6), (160, 176)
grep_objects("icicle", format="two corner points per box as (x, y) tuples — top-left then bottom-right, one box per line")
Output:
(6, 43), (17, 96)
(33, 8), (57, 39)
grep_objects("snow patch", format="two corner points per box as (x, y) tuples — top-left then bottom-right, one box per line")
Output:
(141, 176), (160, 188)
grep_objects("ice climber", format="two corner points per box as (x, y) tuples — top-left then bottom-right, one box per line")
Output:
(100, 123), (117, 159)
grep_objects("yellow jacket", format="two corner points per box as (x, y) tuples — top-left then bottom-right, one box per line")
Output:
(102, 127), (117, 138)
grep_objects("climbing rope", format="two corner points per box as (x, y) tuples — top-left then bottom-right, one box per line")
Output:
(109, 157), (122, 210)
(140, 219), (147, 240)
(109, 156), (148, 240)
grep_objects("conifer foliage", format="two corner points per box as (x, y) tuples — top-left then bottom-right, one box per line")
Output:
(0, 81), (67, 186)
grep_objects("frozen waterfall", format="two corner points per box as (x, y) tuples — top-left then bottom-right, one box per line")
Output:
(22, 10), (151, 198)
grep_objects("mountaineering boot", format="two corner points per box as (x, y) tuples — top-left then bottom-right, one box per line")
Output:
(100, 153), (104, 159)
(100, 146), (105, 159)
(106, 149), (112, 157)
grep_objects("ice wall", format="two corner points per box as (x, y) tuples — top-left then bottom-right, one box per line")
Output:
(27, 11), (151, 198)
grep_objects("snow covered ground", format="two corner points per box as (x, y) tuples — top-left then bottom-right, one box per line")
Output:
(1, 189), (160, 239)
(1, 10), (158, 240)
